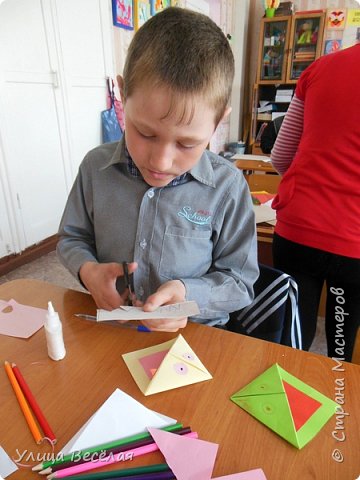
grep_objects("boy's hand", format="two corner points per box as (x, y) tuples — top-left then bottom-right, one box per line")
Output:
(141, 280), (187, 332)
(79, 261), (137, 310)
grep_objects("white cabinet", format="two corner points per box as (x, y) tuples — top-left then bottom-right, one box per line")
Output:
(0, 0), (115, 255)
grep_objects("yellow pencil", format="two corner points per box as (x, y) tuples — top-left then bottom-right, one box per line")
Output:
(4, 361), (42, 444)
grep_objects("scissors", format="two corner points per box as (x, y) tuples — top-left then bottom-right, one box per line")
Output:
(122, 261), (134, 306)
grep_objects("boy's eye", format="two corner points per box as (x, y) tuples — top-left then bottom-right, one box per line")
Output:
(137, 128), (154, 139)
(178, 143), (195, 150)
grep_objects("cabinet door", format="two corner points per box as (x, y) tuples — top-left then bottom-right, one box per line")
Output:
(286, 13), (325, 83)
(0, 176), (15, 257)
(0, 0), (69, 251)
(257, 16), (291, 84)
(0, 0), (114, 253)
(53, 0), (114, 176)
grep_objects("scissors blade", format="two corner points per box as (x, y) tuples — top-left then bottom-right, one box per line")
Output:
(122, 261), (134, 306)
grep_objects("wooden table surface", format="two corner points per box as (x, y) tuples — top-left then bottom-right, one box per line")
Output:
(234, 159), (276, 173)
(1, 279), (359, 479)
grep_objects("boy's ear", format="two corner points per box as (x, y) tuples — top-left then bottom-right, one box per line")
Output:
(116, 75), (125, 103)
(221, 106), (232, 121)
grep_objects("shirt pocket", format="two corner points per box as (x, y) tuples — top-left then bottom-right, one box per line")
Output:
(159, 225), (212, 280)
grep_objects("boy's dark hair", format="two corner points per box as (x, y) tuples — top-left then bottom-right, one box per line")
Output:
(122, 7), (235, 124)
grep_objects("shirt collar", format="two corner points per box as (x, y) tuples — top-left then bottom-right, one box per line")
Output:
(101, 136), (215, 188)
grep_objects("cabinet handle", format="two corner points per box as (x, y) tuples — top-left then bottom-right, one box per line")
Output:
(51, 70), (59, 88)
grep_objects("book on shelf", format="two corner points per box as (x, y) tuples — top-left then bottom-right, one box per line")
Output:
(275, 1), (294, 16)
(276, 88), (294, 96)
(257, 102), (273, 113)
(257, 112), (272, 121)
(294, 54), (315, 59)
(272, 112), (286, 120)
(295, 9), (324, 14)
(275, 88), (294, 103)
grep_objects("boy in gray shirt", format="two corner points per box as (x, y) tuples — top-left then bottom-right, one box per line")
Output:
(57, 7), (258, 332)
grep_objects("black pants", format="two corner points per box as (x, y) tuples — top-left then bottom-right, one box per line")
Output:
(273, 233), (360, 362)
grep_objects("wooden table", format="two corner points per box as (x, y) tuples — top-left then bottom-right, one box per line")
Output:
(234, 157), (275, 174)
(234, 158), (281, 194)
(1, 280), (360, 479)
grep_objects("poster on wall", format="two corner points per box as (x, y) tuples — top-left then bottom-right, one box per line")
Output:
(342, 9), (360, 49)
(324, 38), (342, 54)
(151, 0), (171, 15)
(112, 0), (134, 29)
(326, 9), (346, 30)
(134, 0), (152, 30)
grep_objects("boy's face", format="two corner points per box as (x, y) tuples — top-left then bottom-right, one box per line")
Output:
(121, 82), (219, 188)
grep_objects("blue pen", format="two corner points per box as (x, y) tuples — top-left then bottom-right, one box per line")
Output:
(74, 314), (151, 332)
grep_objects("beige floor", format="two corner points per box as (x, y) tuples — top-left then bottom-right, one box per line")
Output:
(0, 251), (328, 356)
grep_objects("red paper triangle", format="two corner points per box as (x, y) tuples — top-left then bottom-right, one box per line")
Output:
(283, 380), (322, 431)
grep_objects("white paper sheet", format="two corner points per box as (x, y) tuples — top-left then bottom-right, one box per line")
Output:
(61, 388), (176, 454)
(254, 204), (276, 224)
(97, 301), (200, 322)
(0, 446), (18, 478)
(230, 154), (271, 162)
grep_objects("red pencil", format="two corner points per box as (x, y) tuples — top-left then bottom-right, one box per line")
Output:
(11, 363), (56, 443)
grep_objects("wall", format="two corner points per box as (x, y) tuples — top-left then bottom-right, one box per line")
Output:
(111, 0), (248, 152)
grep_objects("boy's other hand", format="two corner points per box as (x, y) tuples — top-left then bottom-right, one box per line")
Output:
(141, 280), (187, 332)
(79, 261), (137, 310)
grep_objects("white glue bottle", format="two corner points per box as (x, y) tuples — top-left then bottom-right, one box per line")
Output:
(45, 301), (66, 361)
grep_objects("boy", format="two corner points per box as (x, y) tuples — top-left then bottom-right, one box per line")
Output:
(57, 7), (258, 332)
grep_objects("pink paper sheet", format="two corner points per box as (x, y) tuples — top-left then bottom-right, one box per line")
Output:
(148, 427), (218, 480)
(213, 469), (267, 479)
(0, 299), (46, 338)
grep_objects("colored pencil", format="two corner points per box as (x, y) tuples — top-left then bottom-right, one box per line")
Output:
(91, 472), (175, 480)
(33, 423), (183, 471)
(47, 432), (198, 479)
(59, 464), (170, 480)
(41, 427), (191, 474)
(4, 361), (42, 444)
(12, 362), (56, 443)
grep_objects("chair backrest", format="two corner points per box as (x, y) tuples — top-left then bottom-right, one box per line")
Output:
(227, 264), (302, 349)
(352, 328), (360, 364)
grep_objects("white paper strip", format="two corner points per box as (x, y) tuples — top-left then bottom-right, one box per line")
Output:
(97, 301), (200, 321)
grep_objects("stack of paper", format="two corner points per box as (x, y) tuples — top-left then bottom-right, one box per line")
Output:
(257, 101), (273, 113)
(275, 89), (294, 103)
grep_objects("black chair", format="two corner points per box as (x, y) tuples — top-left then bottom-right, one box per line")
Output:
(227, 264), (302, 349)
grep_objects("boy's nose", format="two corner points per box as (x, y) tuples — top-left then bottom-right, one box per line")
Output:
(149, 143), (174, 172)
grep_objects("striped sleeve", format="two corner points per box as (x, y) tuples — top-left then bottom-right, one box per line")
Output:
(270, 94), (304, 175)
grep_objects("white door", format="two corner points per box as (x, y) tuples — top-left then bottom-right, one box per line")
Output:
(0, 0), (114, 253)
(53, 0), (114, 176)
(0, 0), (69, 251)
(0, 170), (15, 257)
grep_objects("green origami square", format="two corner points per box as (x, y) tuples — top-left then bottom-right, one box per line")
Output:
(230, 363), (338, 449)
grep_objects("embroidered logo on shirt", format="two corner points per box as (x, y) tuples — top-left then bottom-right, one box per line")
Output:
(177, 206), (212, 225)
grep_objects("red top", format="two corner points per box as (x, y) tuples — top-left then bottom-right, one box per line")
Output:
(271, 44), (360, 258)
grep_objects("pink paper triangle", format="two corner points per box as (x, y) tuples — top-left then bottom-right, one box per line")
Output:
(148, 427), (218, 480)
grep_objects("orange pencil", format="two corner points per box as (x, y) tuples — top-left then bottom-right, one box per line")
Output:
(12, 363), (56, 443)
(4, 361), (42, 444)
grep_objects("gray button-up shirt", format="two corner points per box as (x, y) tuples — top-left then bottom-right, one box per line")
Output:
(57, 139), (259, 326)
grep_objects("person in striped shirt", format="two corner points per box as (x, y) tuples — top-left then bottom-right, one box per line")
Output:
(270, 44), (360, 362)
